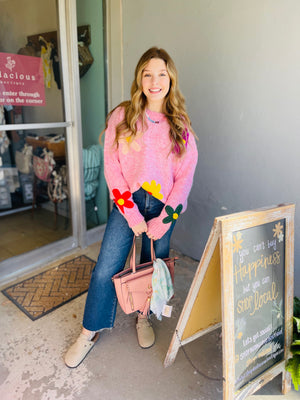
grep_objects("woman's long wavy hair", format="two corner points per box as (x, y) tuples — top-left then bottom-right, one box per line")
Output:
(104, 47), (195, 156)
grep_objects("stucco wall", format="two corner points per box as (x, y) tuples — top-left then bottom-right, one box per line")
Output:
(118, 0), (300, 296)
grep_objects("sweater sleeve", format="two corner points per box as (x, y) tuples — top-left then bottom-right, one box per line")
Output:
(146, 133), (198, 239)
(104, 107), (144, 228)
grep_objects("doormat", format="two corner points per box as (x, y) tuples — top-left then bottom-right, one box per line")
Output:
(2, 255), (96, 321)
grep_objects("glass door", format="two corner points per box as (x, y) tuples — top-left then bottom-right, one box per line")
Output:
(0, 0), (85, 282)
(76, 0), (109, 232)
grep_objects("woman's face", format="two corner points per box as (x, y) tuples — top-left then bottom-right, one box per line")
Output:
(141, 58), (170, 112)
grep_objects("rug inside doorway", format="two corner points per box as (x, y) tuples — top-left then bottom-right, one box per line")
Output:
(2, 255), (95, 321)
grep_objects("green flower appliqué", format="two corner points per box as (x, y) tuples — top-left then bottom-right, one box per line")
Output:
(163, 204), (183, 224)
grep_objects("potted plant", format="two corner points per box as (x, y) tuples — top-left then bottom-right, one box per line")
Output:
(286, 296), (300, 390)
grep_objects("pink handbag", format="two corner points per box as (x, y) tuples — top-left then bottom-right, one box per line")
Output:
(112, 238), (177, 315)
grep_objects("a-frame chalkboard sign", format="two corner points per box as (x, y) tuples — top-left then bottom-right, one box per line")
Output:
(164, 204), (295, 400)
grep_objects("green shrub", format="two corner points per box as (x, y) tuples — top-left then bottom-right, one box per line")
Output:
(286, 297), (300, 390)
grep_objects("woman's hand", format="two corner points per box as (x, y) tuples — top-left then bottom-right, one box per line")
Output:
(132, 220), (148, 236)
(146, 232), (158, 241)
(146, 217), (169, 241)
(146, 218), (160, 241)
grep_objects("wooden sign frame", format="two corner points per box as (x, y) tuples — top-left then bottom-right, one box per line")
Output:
(164, 204), (295, 400)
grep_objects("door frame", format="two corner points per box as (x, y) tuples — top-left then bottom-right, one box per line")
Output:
(0, 0), (102, 285)
(105, 0), (123, 110)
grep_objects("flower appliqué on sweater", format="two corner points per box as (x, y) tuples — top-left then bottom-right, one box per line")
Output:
(163, 204), (183, 224)
(112, 189), (134, 213)
(118, 132), (143, 155)
(142, 180), (163, 200)
(174, 129), (190, 154)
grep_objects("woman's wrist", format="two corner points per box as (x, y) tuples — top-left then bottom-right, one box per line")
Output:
(132, 220), (147, 236)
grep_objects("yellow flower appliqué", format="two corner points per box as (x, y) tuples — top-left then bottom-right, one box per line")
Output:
(142, 180), (163, 200)
(118, 131), (143, 155)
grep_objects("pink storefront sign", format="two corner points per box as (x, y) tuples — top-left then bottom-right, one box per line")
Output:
(0, 52), (45, 107)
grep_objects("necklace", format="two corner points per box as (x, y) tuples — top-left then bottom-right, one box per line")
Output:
(145, 111), (160, 124)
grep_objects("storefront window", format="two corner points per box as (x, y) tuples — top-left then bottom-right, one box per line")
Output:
(0, 0), (71, 261)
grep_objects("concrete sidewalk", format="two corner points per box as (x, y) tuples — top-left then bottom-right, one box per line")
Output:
(0, 241), (298, 399)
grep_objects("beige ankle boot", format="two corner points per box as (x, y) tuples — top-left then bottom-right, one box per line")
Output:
(136, 317), (155, 349)
(64, 332), (99, 368)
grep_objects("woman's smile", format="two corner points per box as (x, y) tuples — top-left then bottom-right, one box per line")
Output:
(142, 58), (170, 111)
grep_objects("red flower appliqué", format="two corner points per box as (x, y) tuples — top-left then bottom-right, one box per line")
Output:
(112, 189), (134, 214)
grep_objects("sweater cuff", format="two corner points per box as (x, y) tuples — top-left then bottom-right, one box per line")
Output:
(147, 218), (171, 240)
(125, 211), (145, 229)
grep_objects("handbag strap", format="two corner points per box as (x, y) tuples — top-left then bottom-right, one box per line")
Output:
(130, 237), (156, 274)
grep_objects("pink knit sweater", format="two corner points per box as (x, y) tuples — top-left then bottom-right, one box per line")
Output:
(104, 106), (198, 239)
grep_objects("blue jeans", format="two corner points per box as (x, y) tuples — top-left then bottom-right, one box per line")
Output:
(82, 188), (175, 331)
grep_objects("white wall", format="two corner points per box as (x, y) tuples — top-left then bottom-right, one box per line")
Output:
(109, 0), (300, 297)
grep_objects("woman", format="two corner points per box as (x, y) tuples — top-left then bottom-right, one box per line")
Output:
(65, 47), (198, 368)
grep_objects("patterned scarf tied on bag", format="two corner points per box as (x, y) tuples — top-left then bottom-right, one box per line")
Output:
(150, 258), (174, 320)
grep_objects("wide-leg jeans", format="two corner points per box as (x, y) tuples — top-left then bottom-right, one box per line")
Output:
(82, 188), (175, 332)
